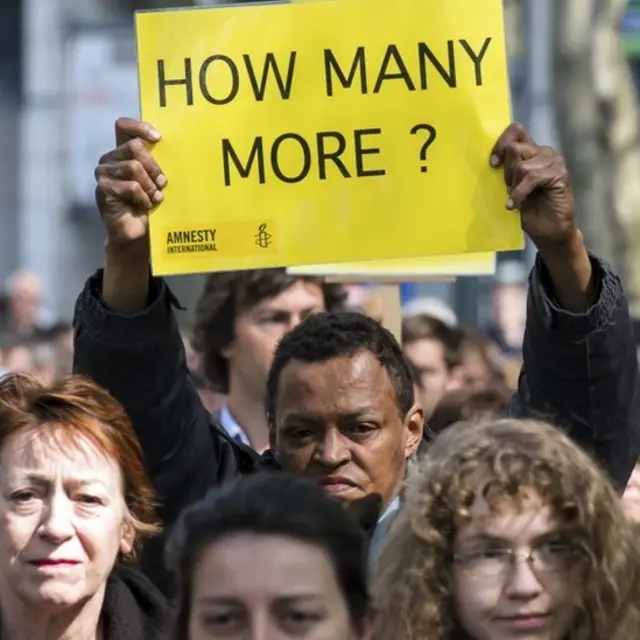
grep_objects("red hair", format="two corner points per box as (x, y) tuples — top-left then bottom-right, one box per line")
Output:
(0, 373), (159, 561)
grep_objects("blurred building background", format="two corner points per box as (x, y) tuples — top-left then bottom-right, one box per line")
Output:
(0, 0), (639, 328)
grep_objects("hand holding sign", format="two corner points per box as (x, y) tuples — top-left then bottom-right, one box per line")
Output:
(94, 118), (167, 251)
(490, 122), (577, 252)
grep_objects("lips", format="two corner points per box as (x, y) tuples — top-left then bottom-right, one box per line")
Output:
(318, 476), (360, 495)
(30, 560), (80, 567)
(498, 613), (551, 630)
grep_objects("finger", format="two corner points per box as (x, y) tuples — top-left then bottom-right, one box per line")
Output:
(95, 160), (163, 205)
(96, 176), (153, 211)
(490, 122), (534, 167)
(115, 117), (160, 147)
(508, 154), (556, 193)
(100, 139), (166, 188)
(503, 142), (542, 188)
(507, 159), (562, 209)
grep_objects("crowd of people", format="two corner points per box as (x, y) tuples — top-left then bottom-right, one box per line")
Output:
(0, 116), (639, 639)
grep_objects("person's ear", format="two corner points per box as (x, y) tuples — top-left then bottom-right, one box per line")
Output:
(404, 404), (425, 458)
(119, 520), (135, 556)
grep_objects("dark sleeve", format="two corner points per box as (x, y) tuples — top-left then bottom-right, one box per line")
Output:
(507, 255), (640, 490)
(72, 270), (252, 503)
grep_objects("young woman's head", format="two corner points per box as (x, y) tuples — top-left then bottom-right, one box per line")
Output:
(166, 472), (374, 640)
(374, 418), (640, 640)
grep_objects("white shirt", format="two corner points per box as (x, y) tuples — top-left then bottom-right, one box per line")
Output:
(218, 404), (252, 447)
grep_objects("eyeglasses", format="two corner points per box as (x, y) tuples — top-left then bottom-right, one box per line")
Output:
(453, 543), (572, 578)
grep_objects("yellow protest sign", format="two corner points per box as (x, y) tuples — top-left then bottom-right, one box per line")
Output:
(135, 0), (523, 276)
(287, 252), (497, 278)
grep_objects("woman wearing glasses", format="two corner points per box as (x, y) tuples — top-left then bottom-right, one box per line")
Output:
(374, 418), (640, 640)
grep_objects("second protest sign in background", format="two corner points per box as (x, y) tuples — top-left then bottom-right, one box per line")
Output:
(135, 0), (523, 276)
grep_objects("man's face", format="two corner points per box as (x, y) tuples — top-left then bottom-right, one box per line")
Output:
(271, 351), (423, 513)
(404, 338), (462, 418)
(223, 281), (325, 401)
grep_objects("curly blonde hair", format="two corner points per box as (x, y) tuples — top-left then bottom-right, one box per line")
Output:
(373, 418), (640, 640)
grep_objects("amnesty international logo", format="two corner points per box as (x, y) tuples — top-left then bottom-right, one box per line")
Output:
(255, 223), (272, 248)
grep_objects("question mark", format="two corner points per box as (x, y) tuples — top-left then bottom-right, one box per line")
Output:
(410, 124), (437, 173)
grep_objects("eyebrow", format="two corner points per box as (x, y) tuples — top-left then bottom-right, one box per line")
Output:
(459, 530), (561, 545)
(197, 594), (321, 605)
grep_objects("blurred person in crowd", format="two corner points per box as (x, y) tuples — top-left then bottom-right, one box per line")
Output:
(0, 271), (55, 338)
(0, 373), (168, 639)
(28, 339), (57, 386)
(47, 323), (74, 379)
(487, 260), (528, 356)
(74, 118), (640, 595)
(458, 325), (507, 389)
(191, 269), (345, 452)
(166, 472), (375, 640)
(0, 338), (34, 374)
(375, 418), (640, 640)
(402, 314), (465, 419)
(427, 384), (512, 436)
(402, 296), (458, 327)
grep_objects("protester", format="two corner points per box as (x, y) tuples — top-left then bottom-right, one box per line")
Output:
(0, 271), (55, 338)
(74, 118), (640, 595)
(0, 373), (168, 639)
(165, 472), (374, 640)
(374, 418), (640, 640)
(458, 325), (508, 390)
(401, 313), (465, 418)
(427, 384), (512, 436)
(191, 269), (345, 451)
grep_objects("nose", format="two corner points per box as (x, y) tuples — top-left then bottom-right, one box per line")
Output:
(316, 428), (350, 468)
(38, 494), (75, 543)
(503, 556), (544, 599)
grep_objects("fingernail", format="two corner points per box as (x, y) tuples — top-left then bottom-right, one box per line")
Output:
(149, 128), (161, 142)
(490, 155), (499, 167)
(156, 174), (167, 188)
(506, 198), (514, 209)
(153, 191), (164, 203)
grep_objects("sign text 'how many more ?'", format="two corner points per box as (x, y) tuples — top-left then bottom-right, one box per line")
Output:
(135, 0), (524, 276)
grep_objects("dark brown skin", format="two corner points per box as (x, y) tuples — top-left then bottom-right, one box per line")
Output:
(95, 119), (595, 315)
(491, 123), (596, 313)
(270, 351), (424, 513)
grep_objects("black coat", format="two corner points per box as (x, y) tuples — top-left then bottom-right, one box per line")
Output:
(73, 255), (640, 596)
(102, 566), (169, 639)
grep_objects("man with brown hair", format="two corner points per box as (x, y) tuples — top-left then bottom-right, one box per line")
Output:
(402, 314), (466, 419)
(191, 269), (345, 452)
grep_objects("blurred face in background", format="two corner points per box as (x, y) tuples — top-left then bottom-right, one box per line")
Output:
(492, 284), (527, 350)
(3, 345), (33, 374)
(223, 282), (325, 403)
(9, 274), (43, 333)
(404, 338), (463, 419)
(188, 533), (371, 640)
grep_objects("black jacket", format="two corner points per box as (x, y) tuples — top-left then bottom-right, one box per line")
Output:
(73, 255), (640, 595)
(102, 567), (169, 639)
